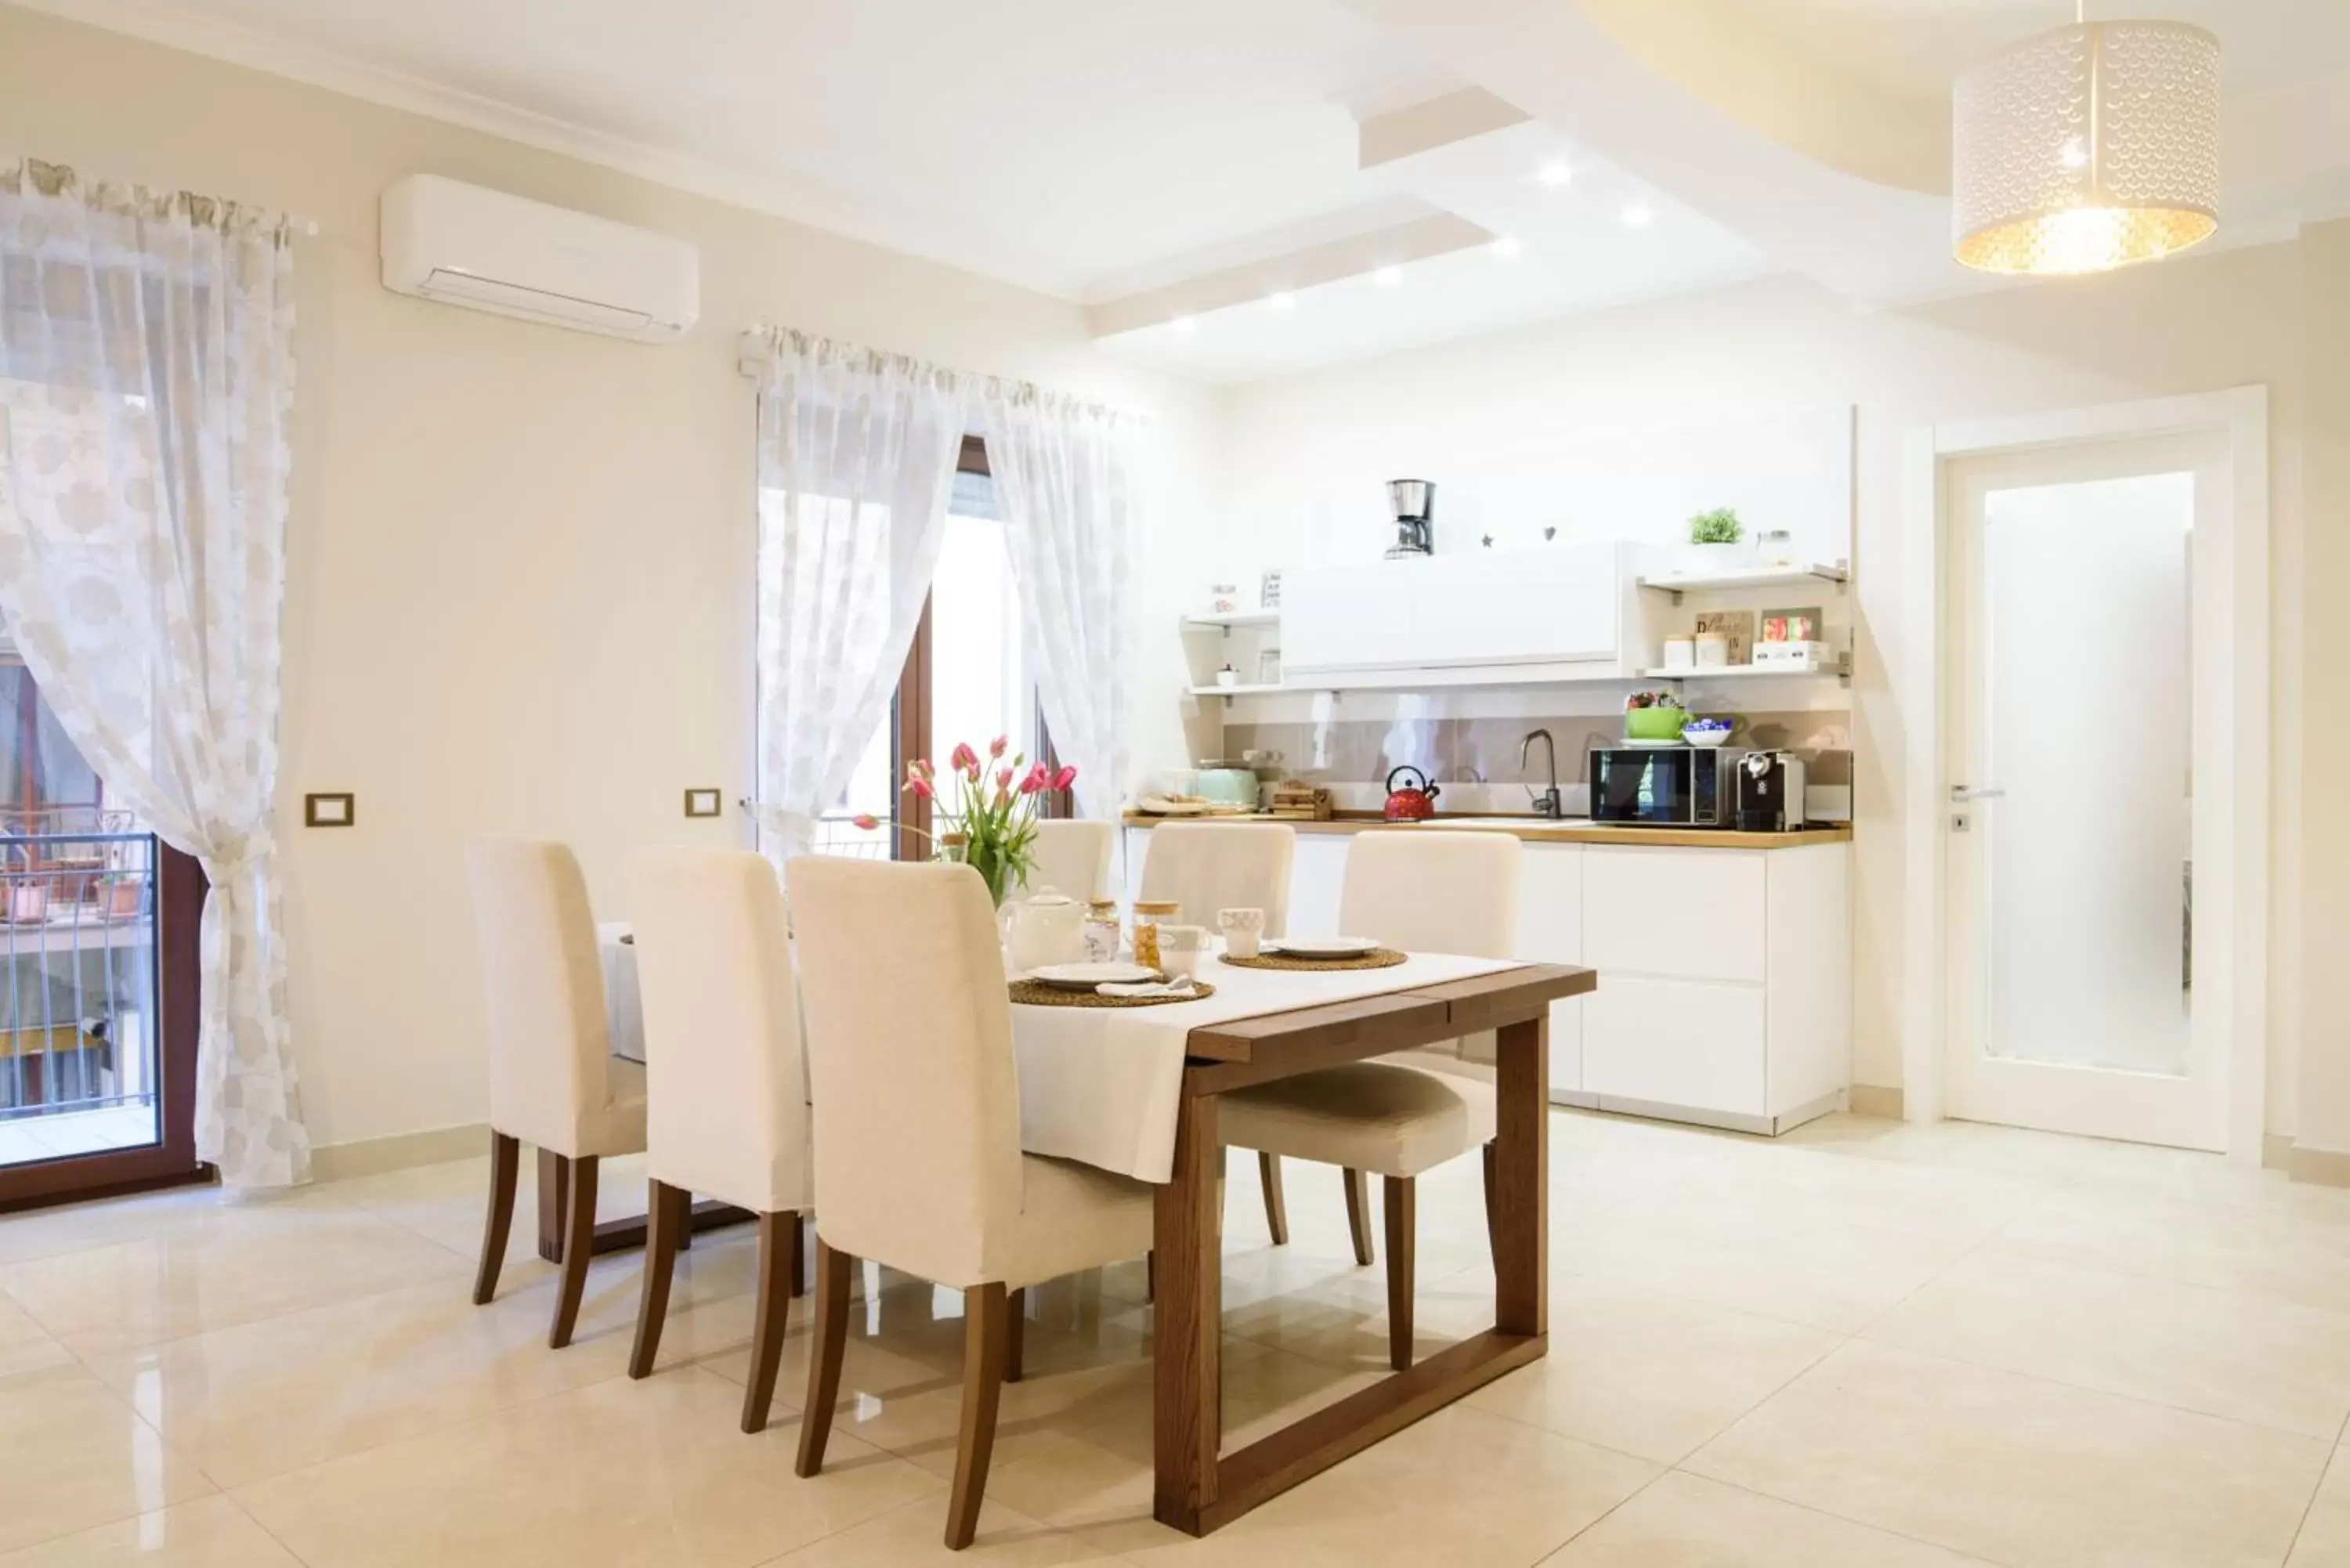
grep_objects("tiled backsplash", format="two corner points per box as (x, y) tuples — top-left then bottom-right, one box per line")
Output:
(1220, 711), (1852, 789)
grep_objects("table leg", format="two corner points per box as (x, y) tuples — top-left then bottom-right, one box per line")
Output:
(1152, 1087), (1221, 1533)
(535, 1146), (751, 1262)
(1491, 1012), (1549, 1336)
(536, 1149), (569, 1263)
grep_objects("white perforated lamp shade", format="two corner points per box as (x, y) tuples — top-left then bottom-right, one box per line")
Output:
(1953, 20), (2220, 275)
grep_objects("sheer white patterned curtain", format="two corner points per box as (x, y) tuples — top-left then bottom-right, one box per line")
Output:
(0, 160), (306, 1188)
(978, 381), (1141, 818)
(754, 328), (965, 860)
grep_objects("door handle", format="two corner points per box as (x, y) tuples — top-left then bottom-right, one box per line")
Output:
(1950, 785), (2008, 802)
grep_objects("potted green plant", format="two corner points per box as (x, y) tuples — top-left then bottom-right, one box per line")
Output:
(1682, 506), (1750, 574)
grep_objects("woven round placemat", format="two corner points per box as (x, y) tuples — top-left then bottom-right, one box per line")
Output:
(1008, 978), (1216, 1008)
(1219, 947), (1407, 972)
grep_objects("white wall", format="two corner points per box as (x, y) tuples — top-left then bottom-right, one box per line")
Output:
(0, 9), (1217, 1154)
(1222, 242), (2323, 1130)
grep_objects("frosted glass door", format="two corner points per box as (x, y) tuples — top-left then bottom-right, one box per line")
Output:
(1982, 474), (2190, 1074)
(1945, 436), (2225, 1151)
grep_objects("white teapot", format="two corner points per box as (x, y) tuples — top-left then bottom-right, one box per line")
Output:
(1003, 887), (1086, 972)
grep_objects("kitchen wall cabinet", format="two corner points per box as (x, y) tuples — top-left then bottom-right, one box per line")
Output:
(1281, 543), (1652, 685)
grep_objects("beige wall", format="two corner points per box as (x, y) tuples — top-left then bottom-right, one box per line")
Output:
(1221, 240), (2330, 1141)
(0, 9), (1219, 1153)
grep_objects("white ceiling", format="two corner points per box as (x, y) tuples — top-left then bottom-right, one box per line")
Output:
(23, 0), (2350, 381)
(1730, 0), (2350, 99)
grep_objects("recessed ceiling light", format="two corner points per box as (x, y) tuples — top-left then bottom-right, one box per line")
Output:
(1621, 204), (1654, 229)
(1374, 266), (1405, 287)
(1267, 291), (1296, 311)
(1537, 161), (1573, 189)
(1169, 315), (1197, 335)
(1493, 236), (1522, 259)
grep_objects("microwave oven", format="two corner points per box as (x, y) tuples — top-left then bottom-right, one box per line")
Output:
(1588, 746), (1747, 828)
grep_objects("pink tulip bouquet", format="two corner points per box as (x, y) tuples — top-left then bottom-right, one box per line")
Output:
(853, 735), (1076, 905)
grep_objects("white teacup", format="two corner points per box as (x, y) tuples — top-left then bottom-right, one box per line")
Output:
(1217, 907), (1265, 959)
(1156, 923), (1209, 980)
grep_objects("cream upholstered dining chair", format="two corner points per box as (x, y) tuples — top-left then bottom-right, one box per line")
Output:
(464, 840), (649, 1349)
(624, 847), (814, 1433)
(1025, 817), (1115, 902)
(1220, 829), (1521, 1371)
(1137, 819), (1295, 937)
(784, 856), (1154, 1551)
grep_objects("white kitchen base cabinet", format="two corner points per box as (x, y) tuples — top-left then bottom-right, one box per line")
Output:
(1117, 822), (1850, 1135)
(1575, 843), (1850, 1135)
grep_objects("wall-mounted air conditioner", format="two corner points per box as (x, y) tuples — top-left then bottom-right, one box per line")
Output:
(379, 175), (699, 344)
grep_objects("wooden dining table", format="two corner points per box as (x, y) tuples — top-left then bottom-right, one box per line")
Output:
(1146, 960), (1592, 1535)
(581, 927), (1593, 1537)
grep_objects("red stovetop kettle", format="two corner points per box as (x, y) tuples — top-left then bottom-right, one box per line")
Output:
(1383, 764), (1442, 822)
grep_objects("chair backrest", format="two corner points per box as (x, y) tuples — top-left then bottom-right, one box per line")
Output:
(628, 847), (812, 1216)
(784, 856), (1025, 1287)
(1138, 822), (1296, 937)
(465, 840), (620, 1156)
(1339, 830), (1523, 957)
(1026, 818), (1115, 902)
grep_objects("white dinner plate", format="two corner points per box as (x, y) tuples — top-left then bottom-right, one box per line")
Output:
(1263, 936), (1382, 959)
(1030, 961), (1161, 990)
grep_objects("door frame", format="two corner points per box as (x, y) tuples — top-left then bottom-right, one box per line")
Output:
(1899, 387), (2269, 1162)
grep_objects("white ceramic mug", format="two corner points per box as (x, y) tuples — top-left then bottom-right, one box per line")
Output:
(1217, 907), (1265, 959)
(1157, 923), (1209, 980)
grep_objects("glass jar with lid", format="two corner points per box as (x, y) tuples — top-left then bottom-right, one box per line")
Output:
(1130, 898), (1180, 969)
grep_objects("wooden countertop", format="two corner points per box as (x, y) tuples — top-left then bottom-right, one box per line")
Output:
(1119, 813), (1852, 850)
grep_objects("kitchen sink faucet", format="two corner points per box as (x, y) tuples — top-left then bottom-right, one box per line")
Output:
(1520, 728), (1564, 818)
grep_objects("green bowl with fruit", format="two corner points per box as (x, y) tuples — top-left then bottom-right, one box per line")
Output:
(1624, 693), (1690, 742)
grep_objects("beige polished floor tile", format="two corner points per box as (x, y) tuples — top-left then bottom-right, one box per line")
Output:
(0, 1364), (216, 1555)
(2289, 1444), (2350, 1566)
(1664, 1141), (2061, 1247)
(761, 1494), (1135, 1566)
(232, 1365), (942, 1568)
(1466, 1272), (1842, 1463)
(77, 1232), (765, 1490)
(0, 1495), (300, 1566)
(1538, 1471), (1996, 1566)
(1687, 1339), (2329, 1568)
(1548, 1190), (1972, 1333)
(1866, 1249), (2350, 1439)
(1773, 1113), (2134, 1182)
(0, 1183), (352, 1268)
(0, 1197), (470, 1356)
(0, 1294), (71, 1379)
(1991, 1183), (2350, 1315)
(1085, 1404), (1659, 1568)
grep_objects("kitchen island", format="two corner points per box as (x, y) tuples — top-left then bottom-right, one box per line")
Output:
(1119, 812), (1853, 1136)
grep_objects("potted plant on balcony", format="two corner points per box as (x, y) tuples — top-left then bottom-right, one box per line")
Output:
(1681, 506), (1750, 575)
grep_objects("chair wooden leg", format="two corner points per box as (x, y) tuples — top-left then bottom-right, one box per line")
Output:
(1342, 1167), (1376, 1266)
(1145, 1249), (1155, 1302)
(1481, 1139), (1499, 1260)
(1257, 1151), (1289, 1245)
(548, 1154), (600, 1349)
(627, 1180), (689, 1378)
(794, 1240), (854, 1478)
(471, 1131), (519, 1306)
(741, 1210), (796, 1433)
(789, 1212), (808, 1299)
(946, 1282), (1010, 1550)
(1005, 1286), (1025, 1384)
(1383, 1175), (1416, 1372)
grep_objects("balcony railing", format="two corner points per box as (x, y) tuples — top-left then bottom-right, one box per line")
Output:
(0, 830), (157, 1127)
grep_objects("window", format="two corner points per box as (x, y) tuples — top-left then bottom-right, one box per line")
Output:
(822, 437), (1065, 860)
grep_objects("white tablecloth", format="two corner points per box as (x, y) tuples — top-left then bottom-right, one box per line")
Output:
(595, 923), (1517, 1185)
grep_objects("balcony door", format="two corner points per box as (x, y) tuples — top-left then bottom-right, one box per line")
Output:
(0, 652), (204, 1210)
